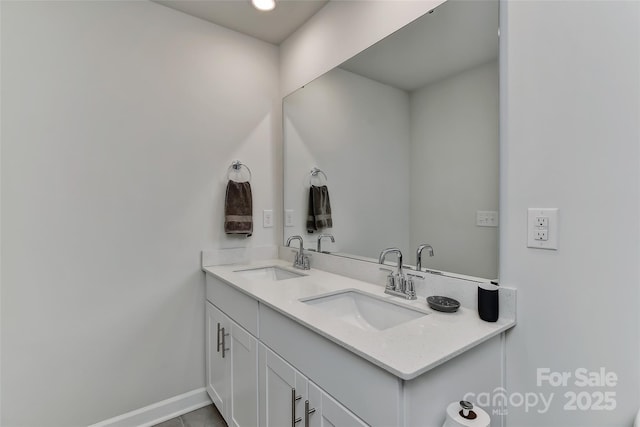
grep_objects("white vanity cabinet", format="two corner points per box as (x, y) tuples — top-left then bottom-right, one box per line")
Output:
(258, 304), (401, 426)
(205, 302), (229, 413)
(205, 271), (506, 427)
(307, 382), (368, 427)
(259, 344), (367, 427)
(206, 274), (368, 427)
(205, 302), (259, 427)
(259, 343), (308, 427)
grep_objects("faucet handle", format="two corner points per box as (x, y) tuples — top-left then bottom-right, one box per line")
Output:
(396, 273), (407, 293)
(292, 253), (311, 270)
(385, 272), (395, 290)
(405, 276), (417, 300)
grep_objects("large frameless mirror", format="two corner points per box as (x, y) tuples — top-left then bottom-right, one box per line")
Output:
(283, 0), (499, 280)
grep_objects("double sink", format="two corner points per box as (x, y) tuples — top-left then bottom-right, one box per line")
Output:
(234, 266), (429, 332)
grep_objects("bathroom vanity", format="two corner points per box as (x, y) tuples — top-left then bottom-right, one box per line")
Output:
(206, 0), (511, 425)
(202, 254), (515, 427)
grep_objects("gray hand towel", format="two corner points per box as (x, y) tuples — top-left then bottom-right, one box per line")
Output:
(225, 180), (253, 237)
(306, 185), (332, 233)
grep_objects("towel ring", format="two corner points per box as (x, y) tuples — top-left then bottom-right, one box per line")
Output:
(227, 160), (252, 182)
(309, 167), (328, 185)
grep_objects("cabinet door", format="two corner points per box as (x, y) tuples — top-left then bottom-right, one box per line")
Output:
(308, 382), (368, 427)
(206, 302), (230, 418)
(260, 345), (307, 427)
(229, 321), (258, 427)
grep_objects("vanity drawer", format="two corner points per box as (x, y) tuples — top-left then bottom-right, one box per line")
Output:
(259, 304), (402, 427)
(206, 273), (259, 337)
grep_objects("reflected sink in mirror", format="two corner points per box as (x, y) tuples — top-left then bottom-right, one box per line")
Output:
(234, 266), (306, 281)
(301, 290), (429, 331)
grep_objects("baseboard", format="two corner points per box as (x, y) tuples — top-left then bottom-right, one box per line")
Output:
(88, 388), (212, 427)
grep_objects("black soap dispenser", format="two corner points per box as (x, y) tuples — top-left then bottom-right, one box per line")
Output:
(478, 281), (499, 322)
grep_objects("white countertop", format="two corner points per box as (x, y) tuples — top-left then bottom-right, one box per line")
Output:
(203, 259), (515, 381)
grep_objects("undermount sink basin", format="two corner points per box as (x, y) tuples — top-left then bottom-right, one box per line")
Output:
(301, 290), (429, 331)
(234, 266), (306, 281)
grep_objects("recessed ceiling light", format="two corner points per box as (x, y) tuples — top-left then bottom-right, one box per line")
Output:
(252, 0), (276, 12)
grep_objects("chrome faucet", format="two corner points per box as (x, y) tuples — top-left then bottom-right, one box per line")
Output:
(378, 248), (416, 300)
(416, 244), (434, 271)
(317, 234), (335, 253)
(286, 235), (310, 270)
(379, 248), (403, 275)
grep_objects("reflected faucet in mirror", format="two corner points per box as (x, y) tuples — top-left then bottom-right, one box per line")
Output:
(317, 234), (335, 253)
(416, 244), (434, 272)
(286, 235), (310, 270)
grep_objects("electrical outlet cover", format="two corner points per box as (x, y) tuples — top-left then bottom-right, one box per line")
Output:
(476, 210), (499, 227)
(527, 208), (558, 250)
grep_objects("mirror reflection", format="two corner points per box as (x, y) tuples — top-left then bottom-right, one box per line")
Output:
(283, 0), (499, 280)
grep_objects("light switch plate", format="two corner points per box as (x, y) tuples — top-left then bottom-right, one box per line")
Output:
(263, 210), (273, 228)
(527, 208), (558, 250)
(285, 209), (294, 227)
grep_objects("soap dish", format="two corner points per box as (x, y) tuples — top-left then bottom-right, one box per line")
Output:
(427, 296), (460, 313)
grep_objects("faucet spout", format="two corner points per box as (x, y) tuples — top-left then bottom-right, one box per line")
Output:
(317, 234), (335, 253)
(286, 235), (303, 249)
(416, 244), (434, 271)
(286, 235), (309, 270)
(286, 235), (304, 258)
(378, 247), (403, 275)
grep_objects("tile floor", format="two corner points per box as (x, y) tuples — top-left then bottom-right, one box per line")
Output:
(153, 404), (226, 427)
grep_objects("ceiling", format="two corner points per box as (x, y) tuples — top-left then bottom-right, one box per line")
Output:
(153, 0), (328, 45)
(154, 0), (498, 93)
(340, 0), (499, 92)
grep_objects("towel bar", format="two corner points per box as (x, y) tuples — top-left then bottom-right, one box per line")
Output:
(227, 160), (252, 182)
(309, 167), (328, 185)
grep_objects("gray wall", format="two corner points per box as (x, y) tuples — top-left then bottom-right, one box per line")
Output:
(501, 1), (639, 425)
(284, 67), (411, 258)
(410, 60), (499, 279)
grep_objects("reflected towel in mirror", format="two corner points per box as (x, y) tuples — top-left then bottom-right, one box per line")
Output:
(307, 185), (332, 233)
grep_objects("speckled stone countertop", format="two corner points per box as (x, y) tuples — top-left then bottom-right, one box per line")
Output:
(203, 259), (516, 380)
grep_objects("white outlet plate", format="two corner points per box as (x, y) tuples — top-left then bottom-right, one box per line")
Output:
(527, 208), (558, 250)
(285, 209), (294, 227)
(263, 210), (273, 228)
(476, 210), (499, 227)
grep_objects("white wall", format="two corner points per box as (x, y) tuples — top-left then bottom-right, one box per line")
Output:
(284, 68), (410, 258)
(410, 61), (499, 279)
(0, 1), (279, 426)
(280, 0), (445, 97)
(501, 1), (640, 425)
